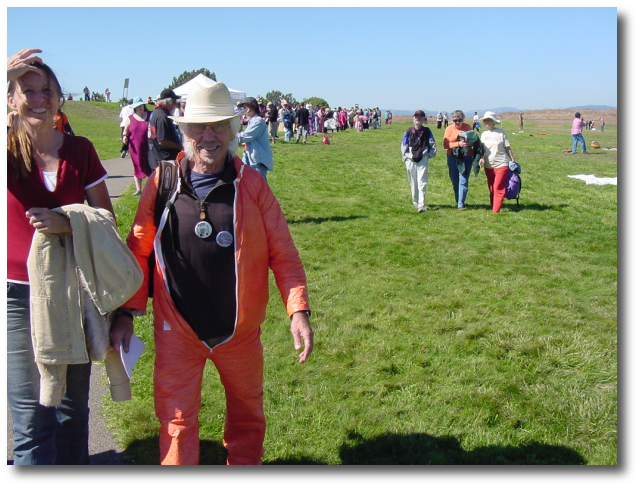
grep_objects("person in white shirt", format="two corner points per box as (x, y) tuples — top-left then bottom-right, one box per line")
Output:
(473, 112), (480, 132)
(118, 99), (134, 157)
(478, 111), (515, 213)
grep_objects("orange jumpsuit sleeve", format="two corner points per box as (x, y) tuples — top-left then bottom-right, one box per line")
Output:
(121, 169), (160, 312)
(250, 172), (310, 317)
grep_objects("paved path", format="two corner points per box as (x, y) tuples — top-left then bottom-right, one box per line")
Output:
(7, 156), (136, 465)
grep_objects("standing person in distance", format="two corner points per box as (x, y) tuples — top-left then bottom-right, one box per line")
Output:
(518, 112), (524, 132)
(115, 81), (313, 465)
(294, 102), (310, 144)
(53, 108), (75, 135)
(281, 103), (295, 142)
(473, 111), (480, 132)
(7, 48), (120, 465)
(478, 111), (515, 213)
(149, 88), (183, 171)
(570, 111), (588, 154)
(122, 97), (152, 196)
(266, 101), (278, 144)
(119, 99), (134, 157)
(443, 110), (474, 210)
(237, 97), (273, 180)
(401, 110), (437, 212)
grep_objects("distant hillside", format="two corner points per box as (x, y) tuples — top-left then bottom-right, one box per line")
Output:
(386, 105), (616, 118)
(568, 105), (616, 111)
(500, 107), (617, 126)
(392, 107), (617, 126)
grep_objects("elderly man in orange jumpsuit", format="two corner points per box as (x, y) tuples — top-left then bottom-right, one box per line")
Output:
(112, 80), (313, 465)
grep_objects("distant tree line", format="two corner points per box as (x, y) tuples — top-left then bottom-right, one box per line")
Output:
(166, 71), (330, 108)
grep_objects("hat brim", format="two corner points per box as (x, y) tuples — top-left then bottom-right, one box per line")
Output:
(169, 109), (247, 124)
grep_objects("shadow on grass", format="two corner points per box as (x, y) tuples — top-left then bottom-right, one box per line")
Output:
(456, 202), (569, 212)
(287, 215), (367, 225)
(121, 436), (229, 465)
(337, 431), (586, 465)
(120, 431), (586, 465)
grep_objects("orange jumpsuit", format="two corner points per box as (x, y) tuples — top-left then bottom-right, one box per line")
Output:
(122, 154), (310, 465)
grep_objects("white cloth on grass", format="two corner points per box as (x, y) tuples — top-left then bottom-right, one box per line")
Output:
(568, 174), (617, 185)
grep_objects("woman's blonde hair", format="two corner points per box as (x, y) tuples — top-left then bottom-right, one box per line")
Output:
(7, 62), (63, 180)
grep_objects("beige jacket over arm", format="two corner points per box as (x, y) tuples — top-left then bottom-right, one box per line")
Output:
(27, 204), (143, 406)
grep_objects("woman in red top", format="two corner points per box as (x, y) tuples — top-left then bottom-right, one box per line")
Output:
(7, 48), (122, 465)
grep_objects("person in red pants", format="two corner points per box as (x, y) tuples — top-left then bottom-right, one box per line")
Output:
(478, 111), (516, 213)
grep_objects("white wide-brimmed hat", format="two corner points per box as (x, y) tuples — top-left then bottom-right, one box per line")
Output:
(480, 111), (501, 123)
(169, 81), (246, 124)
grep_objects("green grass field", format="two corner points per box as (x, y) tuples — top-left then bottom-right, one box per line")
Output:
(70, 103), (617, 465)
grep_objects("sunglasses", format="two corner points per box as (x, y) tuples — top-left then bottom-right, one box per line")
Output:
(188, 121), (230, 135)
(453, 119), (463, 122)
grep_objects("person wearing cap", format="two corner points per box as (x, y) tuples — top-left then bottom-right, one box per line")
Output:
(478, 111), (516, 213)
(401, 110), (437, 212)
(443, 110), (475, 210)
(122, 97), (152, 195)
(237, 97), (274, 179)
(257, 97), (266, 117)
(571, 112), (588, 154)
(114, 80), (313, 465)
(149, 88), (183, 171)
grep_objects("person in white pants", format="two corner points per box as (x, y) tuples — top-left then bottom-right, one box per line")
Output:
(401, 110), (437, 212)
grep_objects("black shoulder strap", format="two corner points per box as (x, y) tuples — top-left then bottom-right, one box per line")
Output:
(154, 160), (179, 227)
(148, 160), (178, 298)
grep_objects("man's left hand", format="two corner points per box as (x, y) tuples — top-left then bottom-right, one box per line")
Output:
(291, 312), (314, 363)
(110, 312), (134, 354)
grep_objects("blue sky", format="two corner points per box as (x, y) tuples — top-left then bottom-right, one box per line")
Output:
(6, 6), (618, 113)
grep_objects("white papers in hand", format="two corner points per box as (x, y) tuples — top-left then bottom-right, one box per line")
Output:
(120, 334), (145, 379)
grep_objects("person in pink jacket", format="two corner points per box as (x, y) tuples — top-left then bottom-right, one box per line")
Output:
(113, 81), (314, 465)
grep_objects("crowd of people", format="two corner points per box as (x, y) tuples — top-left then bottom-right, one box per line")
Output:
(236, 101), (391, 139)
